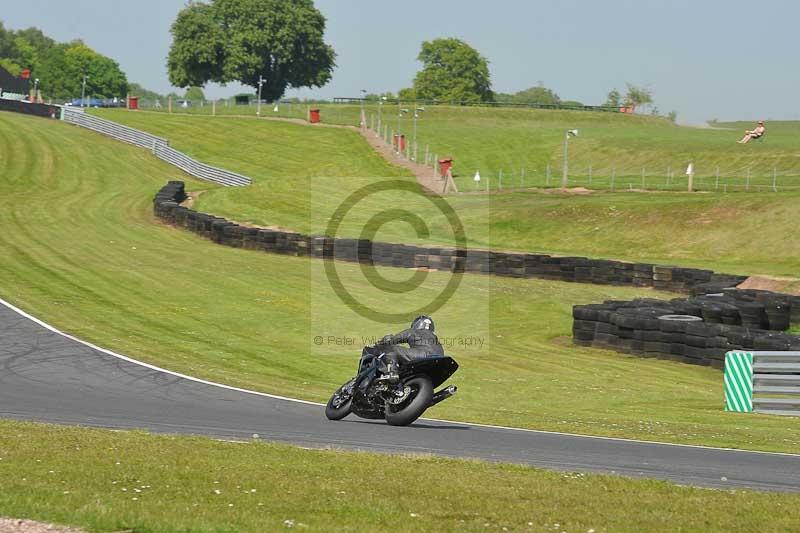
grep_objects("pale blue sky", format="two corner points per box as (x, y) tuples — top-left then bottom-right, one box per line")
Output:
(3, 0), (798, 123)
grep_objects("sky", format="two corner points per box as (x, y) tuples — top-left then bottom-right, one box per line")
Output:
(3, 0), (798, 124)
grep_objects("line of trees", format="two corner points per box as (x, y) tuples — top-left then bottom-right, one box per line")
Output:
(0, 21), (128, 100)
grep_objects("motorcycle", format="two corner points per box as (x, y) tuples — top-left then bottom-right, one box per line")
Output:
(325, 345), (459, 426)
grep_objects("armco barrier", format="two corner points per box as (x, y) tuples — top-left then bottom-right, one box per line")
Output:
(154, 180), (748, 292)
(0, 97), (59, 119)
(63, 108), (250, 187)
(725, 351), (800, 416)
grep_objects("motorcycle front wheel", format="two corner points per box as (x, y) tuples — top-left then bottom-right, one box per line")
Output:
(384, 376), (433, 426)
(325, 379), (355, 421)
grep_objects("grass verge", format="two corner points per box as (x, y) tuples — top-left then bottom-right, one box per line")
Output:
(2, 420), (800, 532)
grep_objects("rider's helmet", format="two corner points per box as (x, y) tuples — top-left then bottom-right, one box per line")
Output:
(411, 315), (434, 332)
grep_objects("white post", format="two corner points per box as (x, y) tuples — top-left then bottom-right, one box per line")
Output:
(746, 168), (751, 190)
(212, 100), (216, 117)
(611, 166), (616, 191)
(773, 166), (778, 192)
(257, 75), (264, 116)
(715, 166), (720, 190)
(561, 133), (569, 188)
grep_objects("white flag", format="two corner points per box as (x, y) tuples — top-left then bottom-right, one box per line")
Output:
(474, 171), (481, 182)
(685, 163), (694, 176)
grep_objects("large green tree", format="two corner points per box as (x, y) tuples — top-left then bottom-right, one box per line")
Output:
(0, 23), (126, 100)
(38, 41), (128, 100)
(413, 38), (492, 103)
(167, 0), (336, 101)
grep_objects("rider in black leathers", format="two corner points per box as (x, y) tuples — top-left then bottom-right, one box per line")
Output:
(376, 315), (443, 382)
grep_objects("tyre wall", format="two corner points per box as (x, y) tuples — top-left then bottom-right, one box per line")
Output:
(573, 292), (800, 369)
(153, 181), (748, 291)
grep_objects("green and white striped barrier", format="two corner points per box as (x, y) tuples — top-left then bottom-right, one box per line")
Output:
(724, 351), (753, 413)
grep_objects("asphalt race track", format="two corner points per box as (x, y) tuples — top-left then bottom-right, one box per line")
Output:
(2, 300), (799, 492)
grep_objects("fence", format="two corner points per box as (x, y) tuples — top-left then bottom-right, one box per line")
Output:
(0, 97), (60, 119)
(447, 164), (800, 193)
(725, 352), (800, 416)
(61, 108), (251, 187)
(333, 96), (621, 113)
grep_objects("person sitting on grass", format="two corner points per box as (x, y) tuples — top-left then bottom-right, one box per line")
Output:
(737, 120), (766, 143)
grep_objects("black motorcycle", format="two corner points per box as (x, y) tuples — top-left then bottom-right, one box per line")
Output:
(325, 345), (459, 426)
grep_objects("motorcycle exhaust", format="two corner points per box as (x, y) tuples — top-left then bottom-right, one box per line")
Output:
(429, 385), (457, 407)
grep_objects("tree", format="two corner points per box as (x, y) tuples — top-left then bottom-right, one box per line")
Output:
(493, 85), (561, 105)
(397, 87), (416, 101)
(413, 38), (492, 103)
(624, 84), (653, 111)
(0, 58), (22, 76)
(12, 36), (39, 73)
(167, 0), (336, 102)
(38, 41), (128, 100)
(128, 82), (167, 102)
(604, 89), (621, 108)
(184, 86), (205, 102)
(667, 111), (678, 123)
(512, 86), (560, 105)
(0, 23), (126, 100)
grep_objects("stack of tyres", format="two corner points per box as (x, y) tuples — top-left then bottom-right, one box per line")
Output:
(791, 296), (800, 327)
(765, 300), (791, 331)
(739, 302), (768, 329)
(632, 264), (654, 287)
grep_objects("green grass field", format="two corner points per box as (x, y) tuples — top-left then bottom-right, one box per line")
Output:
(94, 109), (800, 278)
(6, 420), (800, 532)
(136, 102), (800, 192)
(2, 111), (799, 452)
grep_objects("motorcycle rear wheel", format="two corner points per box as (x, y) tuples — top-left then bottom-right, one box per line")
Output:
(325, 380), (354, 421)
(384, 376), (433, 426)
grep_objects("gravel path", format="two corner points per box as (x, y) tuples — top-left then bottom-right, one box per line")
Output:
(0, 518), (84, 533)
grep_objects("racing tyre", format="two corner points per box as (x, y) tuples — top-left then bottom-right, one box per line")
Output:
(384, 376), (434, 426)
(325, 380), (355, 421)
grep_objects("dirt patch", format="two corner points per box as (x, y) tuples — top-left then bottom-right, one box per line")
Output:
(0, 518), (85, 533)
(355, 127), (449, 194)
(738, 276), (800, 295)
(180, 189), (207, 209)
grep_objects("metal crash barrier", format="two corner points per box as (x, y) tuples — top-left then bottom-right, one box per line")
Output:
(725, 351), (800, 416)
(62, 108), (251, 187)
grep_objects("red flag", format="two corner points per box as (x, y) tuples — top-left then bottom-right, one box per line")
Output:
(21, 69), (31, 79)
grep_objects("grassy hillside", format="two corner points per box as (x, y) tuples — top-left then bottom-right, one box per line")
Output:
(2, 111), (799, 450)
(93, 110), (800, 278)
(92, 109), (409, 180)
(6, 420), (800, 532)
(138, 103), (800, 192)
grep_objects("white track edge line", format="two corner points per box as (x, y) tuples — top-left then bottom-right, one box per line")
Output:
(2, 296), (798, 459)
(0, 297), (320, 407)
